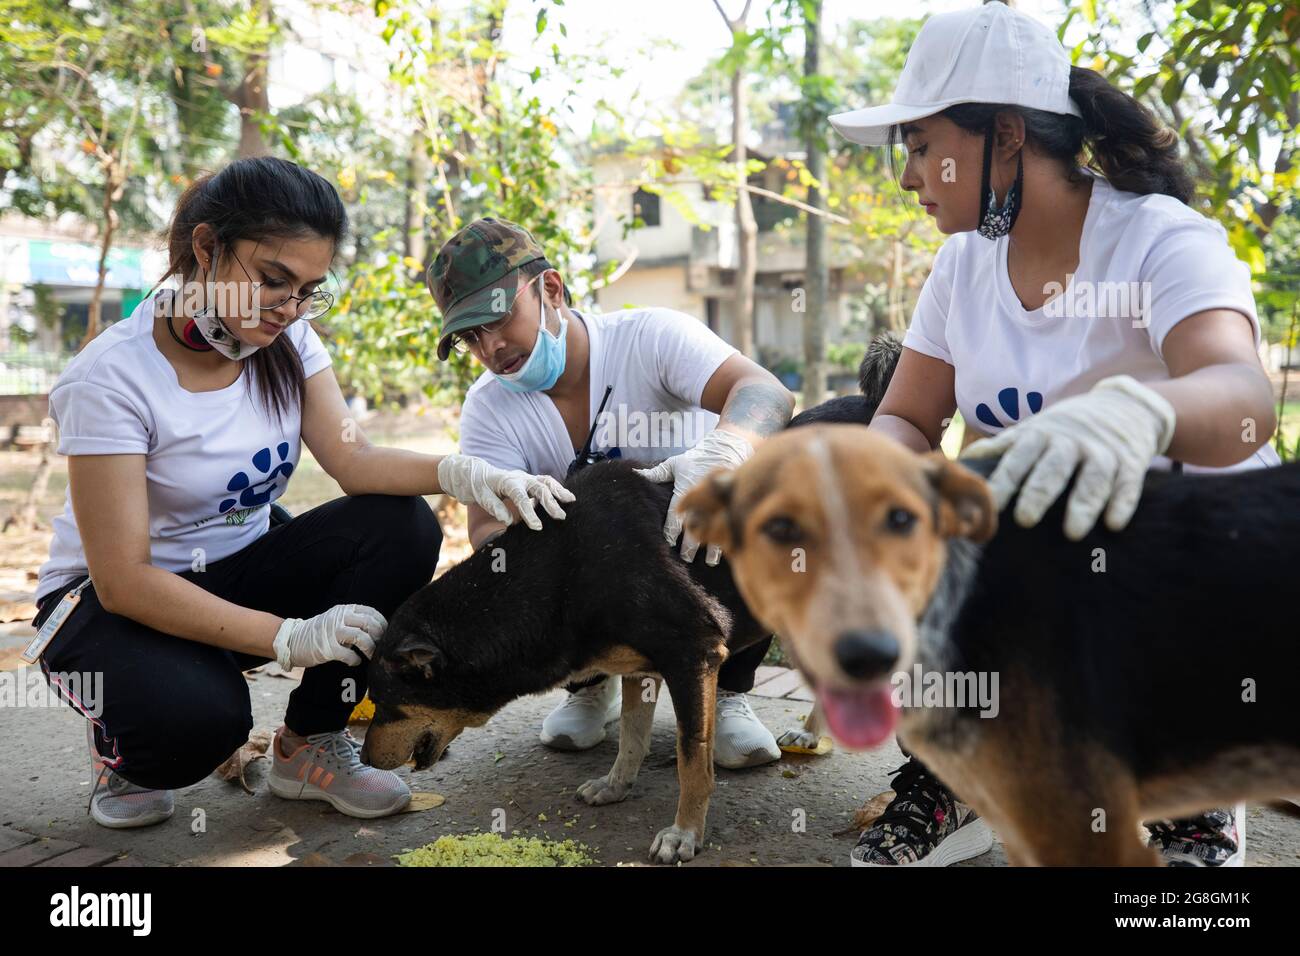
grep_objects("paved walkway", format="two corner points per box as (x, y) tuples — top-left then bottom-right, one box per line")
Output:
(3, 618), (1298, 868)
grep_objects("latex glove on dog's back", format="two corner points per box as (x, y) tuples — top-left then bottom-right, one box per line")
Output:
(961, 374), (1176, 542)
(437, 453), (575, 530)
(273, 603), (388, 670)
(635, 428), (754, 565)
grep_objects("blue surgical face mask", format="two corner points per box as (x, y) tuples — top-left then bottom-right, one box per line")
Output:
(494, 277), (568, 393)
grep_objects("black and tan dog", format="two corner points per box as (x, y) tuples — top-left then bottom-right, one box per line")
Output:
(679, 424), (1300, 865)
(360, 338), (901, 863)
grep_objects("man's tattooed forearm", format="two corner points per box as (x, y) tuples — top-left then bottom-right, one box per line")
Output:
(720, 382), (793, 437)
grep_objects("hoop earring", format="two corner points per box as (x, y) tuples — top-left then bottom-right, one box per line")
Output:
(977, 121), (1024, 240)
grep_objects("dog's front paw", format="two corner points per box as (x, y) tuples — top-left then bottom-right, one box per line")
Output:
(649, 825), (700, 864)
(576, 774), (632, 806)
(777, 728), (820, 749)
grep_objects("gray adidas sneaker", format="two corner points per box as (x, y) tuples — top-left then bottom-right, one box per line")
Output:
(269, 726), (411, 818)
(87, 722), (175, 829)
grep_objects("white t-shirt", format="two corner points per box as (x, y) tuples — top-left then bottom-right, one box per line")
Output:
(459, 307), (737, 480)
(36, 291), (332, 602)
(904, 170), (1280, 473)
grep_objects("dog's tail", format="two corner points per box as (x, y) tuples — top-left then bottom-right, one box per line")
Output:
(858, 330), (902, 406)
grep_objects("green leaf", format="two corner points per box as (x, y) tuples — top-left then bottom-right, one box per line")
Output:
(1242, 123), (1261, 163)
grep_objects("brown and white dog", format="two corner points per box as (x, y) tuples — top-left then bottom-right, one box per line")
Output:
(680, 423), (1300, 865)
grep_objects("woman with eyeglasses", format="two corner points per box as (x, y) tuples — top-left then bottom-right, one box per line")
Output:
(30, 156), (573, 830)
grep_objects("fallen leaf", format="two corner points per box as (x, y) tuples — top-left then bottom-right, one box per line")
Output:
(852, 789), (896, 831)
(213, 728), (274, 793)
(0, 599), (37, 623)
(401, 792), (446, 813)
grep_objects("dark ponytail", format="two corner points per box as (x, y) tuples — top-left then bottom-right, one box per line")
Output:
(1065, 66), (1193, 204)
(929, 65), (1194, 206)
(155, 156), (348, 428)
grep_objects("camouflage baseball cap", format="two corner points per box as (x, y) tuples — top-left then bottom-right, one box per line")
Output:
(428, 217), (548, 360)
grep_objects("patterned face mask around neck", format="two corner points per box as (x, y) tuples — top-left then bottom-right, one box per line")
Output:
(187, 251), (264, 361)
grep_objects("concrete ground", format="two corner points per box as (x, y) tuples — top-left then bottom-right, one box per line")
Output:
(3, 657), (1300, 867)
(3, 404), (1299, 867)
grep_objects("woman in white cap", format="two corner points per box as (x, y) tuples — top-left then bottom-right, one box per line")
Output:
(830, 1), (1278, 867)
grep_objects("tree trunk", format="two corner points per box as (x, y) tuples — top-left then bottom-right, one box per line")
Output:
(81, 164), (120, 350)
(4, 440), (53, 534)
(801, 0), (828, 406)
(732, 63), (757, 360)
(888, 238), (905, 332)
(232, 0), (272, 158)
(404, 126), (429, 267)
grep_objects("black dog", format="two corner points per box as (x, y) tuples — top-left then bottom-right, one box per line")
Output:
(361, 334), (902, 863)
(679, 422), (1300, 865)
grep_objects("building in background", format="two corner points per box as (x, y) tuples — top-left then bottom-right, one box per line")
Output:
(592, 120), (871, 391)
(0, 216), (165, 393)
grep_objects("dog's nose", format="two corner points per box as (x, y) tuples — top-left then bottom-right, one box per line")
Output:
(834, 630), (899, 679)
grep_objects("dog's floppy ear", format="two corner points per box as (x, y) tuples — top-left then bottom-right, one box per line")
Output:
(678, 468), (736, 552)
(390, 634), (443, 682)
(923, 452), (997, 543)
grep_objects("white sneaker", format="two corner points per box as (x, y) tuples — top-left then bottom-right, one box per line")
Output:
(540, 677), (622, 750)
(713, 691), (781, 769)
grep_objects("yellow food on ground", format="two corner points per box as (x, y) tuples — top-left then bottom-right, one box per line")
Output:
(349, 697), (375, 722)
(779, 735), (834, 756)
(395, 833), (595, 867)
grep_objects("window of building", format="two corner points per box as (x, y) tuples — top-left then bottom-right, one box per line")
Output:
(632, 188), (661, 228)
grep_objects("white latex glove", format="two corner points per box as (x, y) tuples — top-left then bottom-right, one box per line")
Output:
(272, 603), (388, 670)
(634, 428), (754, 564)
(961, 374), (1176, 541)
(437, 453), (575, 530)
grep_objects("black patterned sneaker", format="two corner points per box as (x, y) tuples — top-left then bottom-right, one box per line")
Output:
(1147, 805), (1245, 867)
(850, 757), (993, 867)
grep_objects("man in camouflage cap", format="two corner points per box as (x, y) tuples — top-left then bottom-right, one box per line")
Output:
(429, 217), (565, 362)
(427, 215), (798, 770)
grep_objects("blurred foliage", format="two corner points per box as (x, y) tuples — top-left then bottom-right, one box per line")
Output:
(287, 0), (630, 407)
(1068, 2), (1299, 311)
(1069, 0), (1299, 459)
(2, 0), (1297, 417)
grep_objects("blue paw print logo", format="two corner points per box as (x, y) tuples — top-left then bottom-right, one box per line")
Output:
(220, 442), (294, 514)
(975, 387), (1043, 431)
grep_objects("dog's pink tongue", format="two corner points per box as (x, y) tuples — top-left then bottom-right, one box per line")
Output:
(820, 685), (898, 750)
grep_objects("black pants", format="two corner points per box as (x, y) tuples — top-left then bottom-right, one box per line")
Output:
(566, 635), (772, 694)
(32, 494), (442, 792)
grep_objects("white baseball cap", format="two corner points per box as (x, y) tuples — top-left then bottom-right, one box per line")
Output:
(829, 3), (1082, 147)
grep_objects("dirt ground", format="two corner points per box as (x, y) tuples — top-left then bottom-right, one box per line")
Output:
(2, 402), (1299, 867)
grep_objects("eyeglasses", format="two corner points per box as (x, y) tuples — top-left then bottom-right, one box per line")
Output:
(226, 247), (335, 321)
(449, 273), (544, 355)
